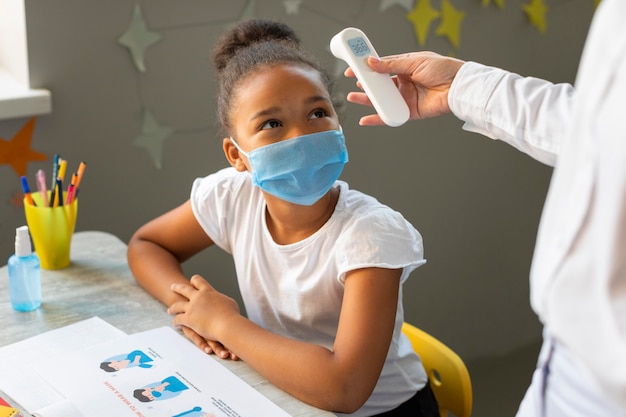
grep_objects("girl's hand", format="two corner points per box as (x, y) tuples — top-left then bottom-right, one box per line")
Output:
(179, 325), (238, 360)
(168, 275), (241, 360)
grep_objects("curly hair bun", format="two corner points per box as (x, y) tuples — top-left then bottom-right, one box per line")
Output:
(213, 19), (301, 73)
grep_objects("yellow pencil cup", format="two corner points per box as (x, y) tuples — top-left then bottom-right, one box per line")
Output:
(24, 191), (78, 270)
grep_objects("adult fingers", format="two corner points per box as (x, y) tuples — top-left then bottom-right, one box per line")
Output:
(347, 91), (373, 107)
(359, 114), (386, 126)
(367, 53), (424, 76)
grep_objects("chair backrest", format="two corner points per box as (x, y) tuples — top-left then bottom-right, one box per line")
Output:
(402, 322), (472, 417)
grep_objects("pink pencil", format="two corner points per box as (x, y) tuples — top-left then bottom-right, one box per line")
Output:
(65, 183), (75, 205)
(36, 169), (49, 207)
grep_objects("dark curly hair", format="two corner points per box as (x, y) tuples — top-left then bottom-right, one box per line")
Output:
(212, 18), (342, 134)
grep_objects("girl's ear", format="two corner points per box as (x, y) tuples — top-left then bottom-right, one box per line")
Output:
(223, 137), (248, 172)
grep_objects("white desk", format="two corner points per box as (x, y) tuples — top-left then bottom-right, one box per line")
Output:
(0, 231), (334, 417)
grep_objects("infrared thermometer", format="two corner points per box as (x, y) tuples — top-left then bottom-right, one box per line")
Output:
(331, 27), (410, 127)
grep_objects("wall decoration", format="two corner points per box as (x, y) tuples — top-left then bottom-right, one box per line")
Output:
(111, 0), (593, 173)
(435, 0), (465, 49)
(0, 0), (599, 206)
(523, 0), (548, 33)
(482, 0), (505, 9)
(407, 0), (441, 46)
(379, 0), (415, 12)
(9, 190), (23, 209)
(132, 110), (174, 170)
(283, 0), (303, 15)
(118, 0), (260, 170)
(0, 117), (47, 178)
(118, 3), (162, 73)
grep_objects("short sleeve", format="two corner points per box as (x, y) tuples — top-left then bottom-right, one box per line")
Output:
(190, 167), (250, 254)
(334, 209), (426, 284)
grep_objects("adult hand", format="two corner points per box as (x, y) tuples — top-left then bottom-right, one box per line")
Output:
(345, 51), (465, 125)
(169, 275), (241, 360)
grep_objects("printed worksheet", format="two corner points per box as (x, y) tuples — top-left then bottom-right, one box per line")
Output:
(0, 319), (292, 417)
(0, 317), (126, 414)
(35, 326), (291, 417)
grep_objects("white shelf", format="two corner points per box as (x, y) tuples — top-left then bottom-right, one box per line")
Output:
(0, 70), (51, 120)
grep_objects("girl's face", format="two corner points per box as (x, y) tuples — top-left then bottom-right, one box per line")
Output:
(228, 64), (339, 154)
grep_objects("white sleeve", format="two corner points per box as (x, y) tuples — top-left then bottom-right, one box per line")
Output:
(448, 61), (575, 167)
(190, 167), (245, 254)
(335, 209), (426, 285)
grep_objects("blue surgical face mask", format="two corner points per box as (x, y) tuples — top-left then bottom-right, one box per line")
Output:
(230, 129), (348, 206)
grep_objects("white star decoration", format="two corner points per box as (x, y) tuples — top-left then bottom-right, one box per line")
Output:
(133, 110), (174, 170)
(380, 0), (414, 12)
(118, 3), (162, 73)
(283, 0), (303, 15)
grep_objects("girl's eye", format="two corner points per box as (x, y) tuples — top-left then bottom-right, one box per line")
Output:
(309, 109), (328, 120)
(260, 119), (282, 130)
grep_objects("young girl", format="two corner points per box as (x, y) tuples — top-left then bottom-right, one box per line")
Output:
(127, 19), (437, 417)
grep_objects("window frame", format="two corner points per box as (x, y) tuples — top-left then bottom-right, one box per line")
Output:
(0, 0), (51, 120)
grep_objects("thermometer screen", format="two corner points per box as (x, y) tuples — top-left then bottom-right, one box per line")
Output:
(347, 36), (371, 57)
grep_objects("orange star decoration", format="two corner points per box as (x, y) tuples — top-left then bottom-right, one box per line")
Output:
(0, 117), (47, 177)
(9, 190), (24, 208)
(523, 0), (548, 34)
(482, 0), (505, 10)
(435, 0), (465, 49)
(407, 0), (440, 46)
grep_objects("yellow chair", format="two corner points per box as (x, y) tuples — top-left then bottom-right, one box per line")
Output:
(402, 322), (473, 417)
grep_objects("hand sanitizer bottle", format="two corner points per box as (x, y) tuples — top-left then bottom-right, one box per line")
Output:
(8, 225), (42, 311)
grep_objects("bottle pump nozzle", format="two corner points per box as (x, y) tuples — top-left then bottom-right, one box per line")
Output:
(15, 225), (33, 257)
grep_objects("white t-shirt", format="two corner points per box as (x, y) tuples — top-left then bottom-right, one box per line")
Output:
(191, 167), (428, 416)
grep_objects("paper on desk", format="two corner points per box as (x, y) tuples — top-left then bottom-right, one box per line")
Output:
(0, 317), (126, 415)
(31, 400), (84, 417)
(36, 326), (292, 417)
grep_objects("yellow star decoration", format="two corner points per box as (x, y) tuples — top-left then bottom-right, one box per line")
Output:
(482, 0), (505, 10)
(523, 0), (548, 34)
(407, 0), (440, 46)
(0, 117), (47, 177)
(435, 0), (465, 49)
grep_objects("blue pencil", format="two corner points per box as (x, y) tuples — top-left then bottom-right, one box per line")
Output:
(20, 176), (37, 207)
(56, 178), (64, 206)
(51, 154), (60, 190)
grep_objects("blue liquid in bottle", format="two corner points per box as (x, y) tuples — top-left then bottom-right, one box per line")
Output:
(8, 225), (41, 311)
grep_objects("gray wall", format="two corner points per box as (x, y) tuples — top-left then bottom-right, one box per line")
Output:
(1, 0), (595, 364)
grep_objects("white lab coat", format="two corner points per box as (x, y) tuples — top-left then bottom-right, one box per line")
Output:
(448, 0), (626, 413)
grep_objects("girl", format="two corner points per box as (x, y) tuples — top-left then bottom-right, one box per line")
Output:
(127, 18), (437, 417)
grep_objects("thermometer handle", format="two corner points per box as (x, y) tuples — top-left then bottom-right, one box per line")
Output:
(331, 28), (410, 127)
